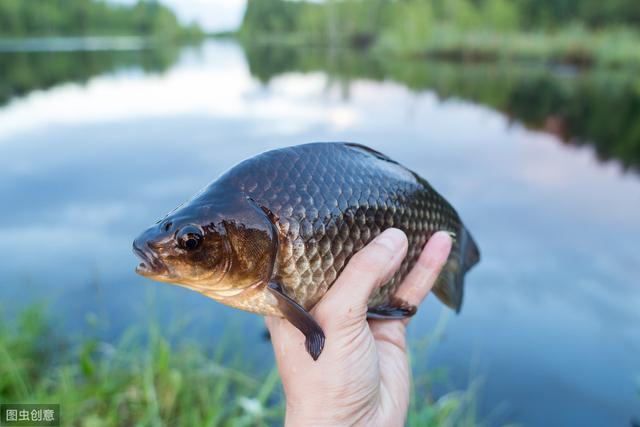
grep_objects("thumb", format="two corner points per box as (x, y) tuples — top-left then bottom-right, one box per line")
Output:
(315, 228), (408, 327)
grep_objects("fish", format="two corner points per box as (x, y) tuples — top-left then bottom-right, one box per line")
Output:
(133, 142), (479, 360)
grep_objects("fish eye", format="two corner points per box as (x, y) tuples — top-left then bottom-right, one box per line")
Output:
(176, 225), (203, 251)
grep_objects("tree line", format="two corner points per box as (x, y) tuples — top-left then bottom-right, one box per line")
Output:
(240, 0), (640, 40)
(0, 0), (202, 39)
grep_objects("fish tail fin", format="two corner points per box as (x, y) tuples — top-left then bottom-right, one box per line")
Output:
(432, 227), (480, 313)
(461, 227), (480, 273)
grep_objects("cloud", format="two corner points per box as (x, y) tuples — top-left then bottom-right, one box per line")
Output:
(0, 43), (361, 141)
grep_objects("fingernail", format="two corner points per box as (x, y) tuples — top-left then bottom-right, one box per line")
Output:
(430, 231), (453, 249)
(375, 228), (406, 252)
(428, 231), (454, 261)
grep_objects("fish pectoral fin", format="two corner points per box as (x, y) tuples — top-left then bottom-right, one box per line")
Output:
(367, 297), (417, 320)
(267, 281), (325, 361)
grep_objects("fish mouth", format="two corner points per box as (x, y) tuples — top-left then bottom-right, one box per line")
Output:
(133, 241), (167, 277)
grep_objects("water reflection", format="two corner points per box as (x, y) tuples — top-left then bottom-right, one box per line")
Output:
(3, 39), (639, 172)
(0, 44), (180, 107)
(243, 43), (640, 170)
(0, 41), (638, 426)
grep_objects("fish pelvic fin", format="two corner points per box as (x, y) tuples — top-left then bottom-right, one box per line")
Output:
(432, 227), (480, 313)
(267, 281), (325, 360)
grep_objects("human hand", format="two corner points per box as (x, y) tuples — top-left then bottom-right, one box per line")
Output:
(265, 228), (453, 427)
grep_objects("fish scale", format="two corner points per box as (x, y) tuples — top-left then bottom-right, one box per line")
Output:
(218, 142), (473, 311)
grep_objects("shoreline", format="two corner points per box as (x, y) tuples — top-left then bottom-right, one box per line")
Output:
(235, 26), (640, 70)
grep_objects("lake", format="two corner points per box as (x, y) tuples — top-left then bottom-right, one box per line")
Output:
(0, 40), (638, 426)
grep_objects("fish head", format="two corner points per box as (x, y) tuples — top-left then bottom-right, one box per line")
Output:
(133, 207), (229, 289)
(133, 192), (277, 299)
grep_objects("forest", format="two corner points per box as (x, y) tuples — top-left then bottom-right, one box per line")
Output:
(0, 0), (202, 40)
(240, 0), (640, 66)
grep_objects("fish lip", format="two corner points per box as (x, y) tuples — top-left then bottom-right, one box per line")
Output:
(132, 241), (167, 276)
(135, 261), (155, 277)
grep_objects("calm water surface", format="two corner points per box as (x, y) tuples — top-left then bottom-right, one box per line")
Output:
(0, 41), (638, 426)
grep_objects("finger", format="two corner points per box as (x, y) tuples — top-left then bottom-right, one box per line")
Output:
(394, 231), (452, 309)
(315, 228), (408, 324)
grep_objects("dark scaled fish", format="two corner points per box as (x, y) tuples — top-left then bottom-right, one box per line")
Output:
(133, 143), (479, 360)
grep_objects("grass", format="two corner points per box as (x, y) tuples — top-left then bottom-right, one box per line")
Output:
(0, 305), (487, 426)
(406, 315), (487, 427)
(0, 305), (284, 426)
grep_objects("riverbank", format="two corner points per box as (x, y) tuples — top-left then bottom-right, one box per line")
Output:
(379, 25), (640, 68)
(238, 24), (640, 69)
(0, 36), (154, 53)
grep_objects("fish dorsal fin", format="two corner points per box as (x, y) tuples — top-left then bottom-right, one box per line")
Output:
(344, 143), (399, 165)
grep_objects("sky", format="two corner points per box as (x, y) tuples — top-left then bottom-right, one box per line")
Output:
(110, 0), (247, 32)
